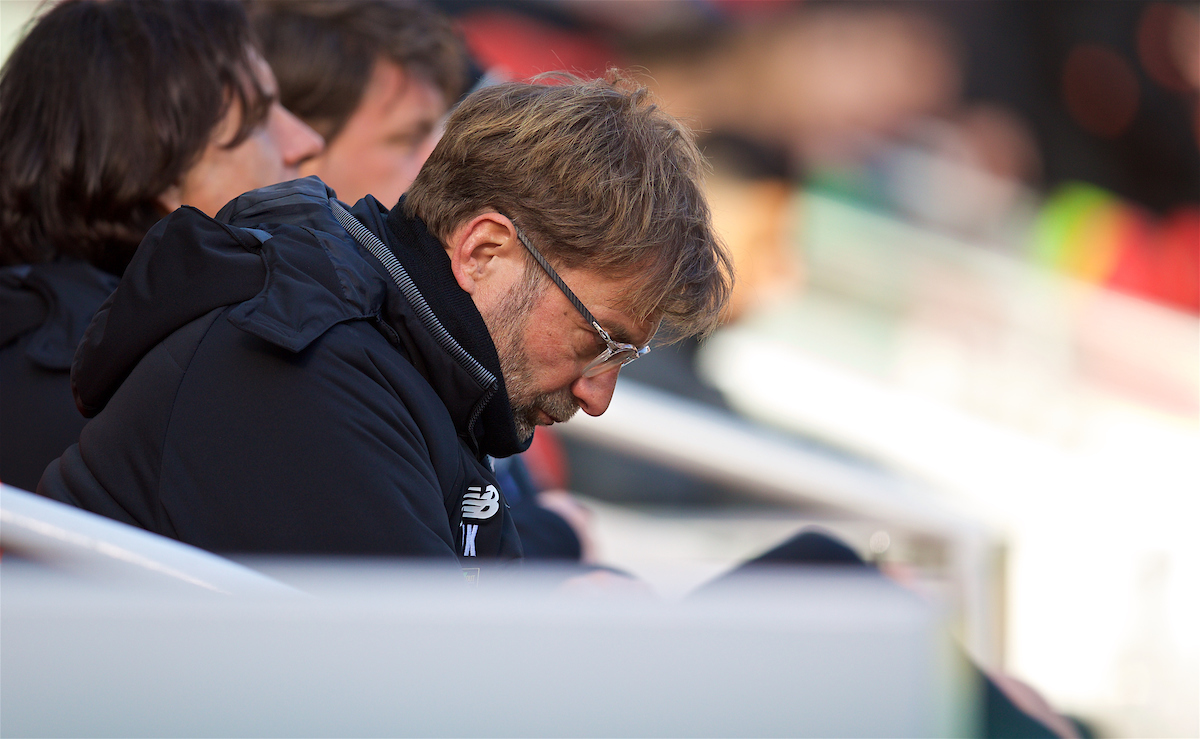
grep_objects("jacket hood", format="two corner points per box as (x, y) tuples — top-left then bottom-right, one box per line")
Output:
(0, 261), (118, 370)
(71, 176), (526, 458)
(71, 209), (267, 417)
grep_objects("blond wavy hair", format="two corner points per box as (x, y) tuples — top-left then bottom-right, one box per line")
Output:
(404, 70), (733, 339)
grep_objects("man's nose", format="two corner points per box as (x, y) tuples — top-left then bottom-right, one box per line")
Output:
(571, 369), (620, 417)
(272, 104), (324, 169)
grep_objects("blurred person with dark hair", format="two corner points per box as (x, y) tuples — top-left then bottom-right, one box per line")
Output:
(250, 0), (467, 208)
(36, 72), (733, 567)
(0, 0), (324, 492)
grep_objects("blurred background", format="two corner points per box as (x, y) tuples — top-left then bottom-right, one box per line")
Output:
(434, 2), (1200, 736)
(4, 1), (1197, 736)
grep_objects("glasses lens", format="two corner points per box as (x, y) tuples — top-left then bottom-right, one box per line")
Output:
(582, 347), (644, 378)
(582, 350), (634, 378)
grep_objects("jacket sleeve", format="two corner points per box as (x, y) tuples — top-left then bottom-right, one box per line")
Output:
(157, 315), (465, 566)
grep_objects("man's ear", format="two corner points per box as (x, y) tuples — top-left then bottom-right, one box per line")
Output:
(444, 213), (523, 295)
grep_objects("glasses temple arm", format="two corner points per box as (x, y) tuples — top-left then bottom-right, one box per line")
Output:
(511, 224), (603, 329)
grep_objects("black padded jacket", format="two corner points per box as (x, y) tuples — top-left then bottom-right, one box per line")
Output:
(1, 261), (119, 491)
(37, 177), (524, 569)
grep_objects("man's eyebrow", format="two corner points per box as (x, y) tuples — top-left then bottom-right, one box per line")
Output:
(602, 320), (641, 347)
(578, 311), (632, 346)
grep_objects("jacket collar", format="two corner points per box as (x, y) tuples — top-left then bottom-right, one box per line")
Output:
(364, 195), (527, 458)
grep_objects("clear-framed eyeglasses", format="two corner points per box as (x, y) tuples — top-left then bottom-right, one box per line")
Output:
(507, 218), (651, 378)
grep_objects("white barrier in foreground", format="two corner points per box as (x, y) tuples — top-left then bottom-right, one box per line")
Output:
(2, 488), (973, 737)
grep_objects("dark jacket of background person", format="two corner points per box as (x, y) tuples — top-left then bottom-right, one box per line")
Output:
(0, 0), (295, 491)
(38, 177), (522, 565)
(0, 262), (118, 490)
(493, 454), (581, 560)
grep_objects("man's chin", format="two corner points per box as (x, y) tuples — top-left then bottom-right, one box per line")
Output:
(512, 407), (538, 444)
(513, 421), (533, 444)
(512, 394), (577, 442)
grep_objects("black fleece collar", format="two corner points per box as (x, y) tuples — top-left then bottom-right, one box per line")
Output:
(367, 196), (527, 458)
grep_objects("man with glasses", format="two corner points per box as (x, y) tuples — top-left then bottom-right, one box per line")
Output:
(37, 72), (732, 570)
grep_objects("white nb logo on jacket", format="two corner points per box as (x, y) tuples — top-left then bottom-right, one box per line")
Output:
(462, 485), (500, 520)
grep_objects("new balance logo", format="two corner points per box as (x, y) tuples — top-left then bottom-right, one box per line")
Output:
(461, 523), (479, 557)
(462, 485), (500, 520)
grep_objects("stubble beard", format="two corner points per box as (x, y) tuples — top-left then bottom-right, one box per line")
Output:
(504, 355), (579, 443)
(486, 272), (580, 444)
